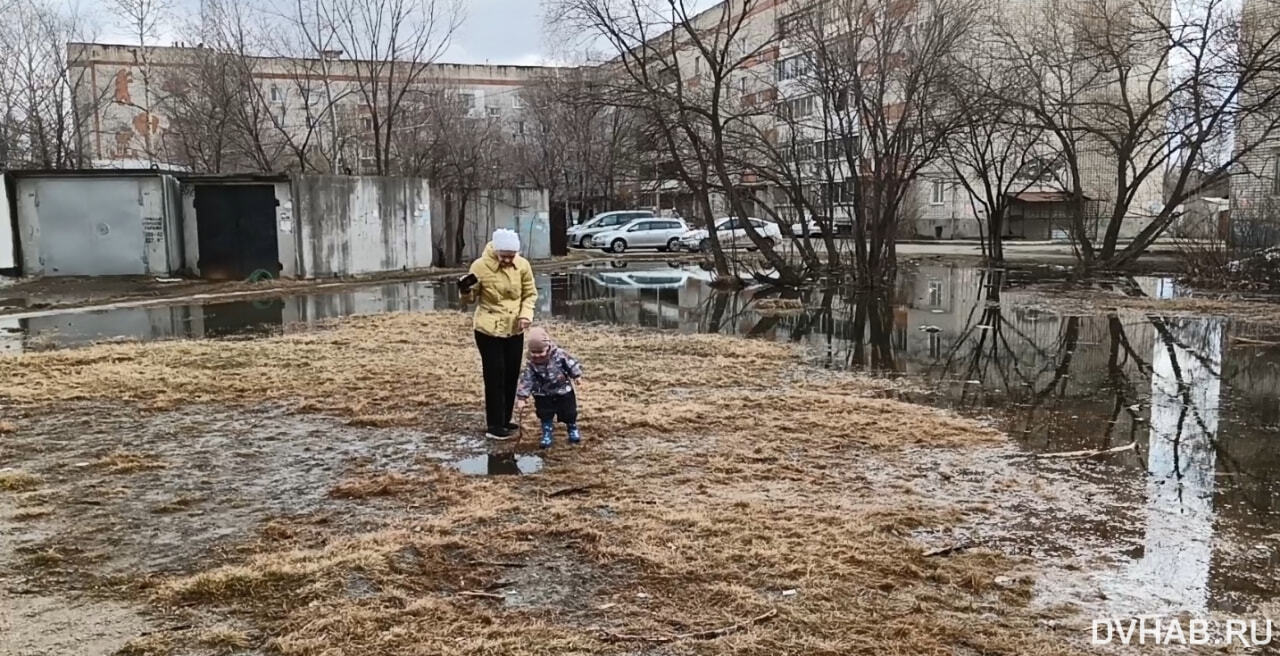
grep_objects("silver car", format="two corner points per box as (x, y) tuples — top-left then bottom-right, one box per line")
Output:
(591, 218), (690, 254)
(567, 210), (656, 249)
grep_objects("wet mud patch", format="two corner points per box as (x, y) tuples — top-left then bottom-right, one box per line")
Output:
(0, 401), (497, 589)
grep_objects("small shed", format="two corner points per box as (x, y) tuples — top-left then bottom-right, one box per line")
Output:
(11, 170), (184, 277)
(1005, 191), (1087, 241)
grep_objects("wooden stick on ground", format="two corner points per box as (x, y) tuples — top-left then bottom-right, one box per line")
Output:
(1231, 336), (1280, 346)
(596, 608), (778, 643)
(1035, 442), (1137, 459)
(458, 590), (505, 600)
(923, 542), (978, 558)
(548, 484), (595, 498)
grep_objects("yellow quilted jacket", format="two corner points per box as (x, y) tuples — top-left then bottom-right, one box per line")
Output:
(461, 242), (538, 337)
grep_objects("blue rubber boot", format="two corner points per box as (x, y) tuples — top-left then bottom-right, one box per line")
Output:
(568, 424), (582, 445)
(540, 419), (554, 449)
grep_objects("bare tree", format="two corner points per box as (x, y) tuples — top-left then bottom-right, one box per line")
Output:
(792, 0), (977, 289)
(994, 0), (1280, 269)
(515, 69), (643, 244)
(109, 0), (173, 165)
(0, 0), (103, 169)
(315, 0), (462, 175)
(399, 85), (514, 266)
(550, 0), (808, 285)
(940, 40), (1055, 263)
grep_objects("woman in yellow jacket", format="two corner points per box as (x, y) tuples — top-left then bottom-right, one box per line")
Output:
(459, 228), (538, 440)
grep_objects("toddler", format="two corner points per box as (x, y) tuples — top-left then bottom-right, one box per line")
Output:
(514, 327), (583, 448)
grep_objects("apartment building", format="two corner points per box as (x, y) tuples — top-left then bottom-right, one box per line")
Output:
(636, 0), (1165, 242)
(1230, 0), (1280, 248)
(67, 42), (548, 171)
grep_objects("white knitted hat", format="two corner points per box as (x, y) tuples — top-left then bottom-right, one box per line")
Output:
(492, 228), (521, 252)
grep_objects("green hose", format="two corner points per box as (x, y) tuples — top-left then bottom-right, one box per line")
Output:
(246, 269), (275, 283)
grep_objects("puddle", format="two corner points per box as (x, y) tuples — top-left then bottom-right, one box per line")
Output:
(3, 261), (1280, 618)
(450, 452), (544, 476)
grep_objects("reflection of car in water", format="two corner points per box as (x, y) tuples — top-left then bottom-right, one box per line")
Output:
(588, 271), (693, 289)
(586, 267), (718, 290)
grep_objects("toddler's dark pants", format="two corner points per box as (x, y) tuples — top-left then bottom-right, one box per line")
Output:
(534, 391), (578, 426)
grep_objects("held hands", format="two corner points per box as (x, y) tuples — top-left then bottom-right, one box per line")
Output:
(516, 318), (532, 333)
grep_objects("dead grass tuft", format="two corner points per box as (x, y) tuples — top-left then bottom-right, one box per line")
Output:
(116, 633), (174, 656)
(11, 505), (53, 520)
(0, 468), (42, 491)
(94, 451), (166, 474)
(329, 472), (420, 499)
(195, 626), (254, 650)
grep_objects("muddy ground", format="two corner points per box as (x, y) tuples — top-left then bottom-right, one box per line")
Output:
(0, 313), (1274, 655)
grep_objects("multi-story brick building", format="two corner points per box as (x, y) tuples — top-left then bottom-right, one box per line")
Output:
(68, 42), (547, 172)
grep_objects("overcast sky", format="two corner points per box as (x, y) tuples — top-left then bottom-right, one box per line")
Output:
(90, 0), (721, 65)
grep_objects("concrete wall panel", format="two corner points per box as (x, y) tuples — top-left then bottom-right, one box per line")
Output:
(293, 175), (431, 279)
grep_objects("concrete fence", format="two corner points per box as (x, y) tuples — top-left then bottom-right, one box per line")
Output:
(2, 170), (551, 279)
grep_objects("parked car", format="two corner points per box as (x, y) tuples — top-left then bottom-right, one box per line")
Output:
(566, 210), (657, 249)
(676, 217), (783, 252)
(789, 219), (829, 237)
(590, 218), (689, 254)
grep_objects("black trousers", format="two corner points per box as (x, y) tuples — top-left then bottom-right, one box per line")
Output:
(534, 391), (578, 426)
(475, 331), (524, 430)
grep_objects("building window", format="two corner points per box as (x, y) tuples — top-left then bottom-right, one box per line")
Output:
(513, 93), (525, 109)
(1272, 154), (1280, 197)
(487, 106), (501, 117)
(362, 117), (372, 131)
(776, 55), (810, 81)
(516, 120), (526, 135)
(777, 10), (808, 39)
(786, 140), (816, 162)
(928, 332), (942, 359)
(270, 85), (281, 102)
(930, 180), (946, 205)
(778, 95), (815, 120)
(694, 56), (700, 74)
(459, 93), (475, 111)
(928, 280), (944, 307)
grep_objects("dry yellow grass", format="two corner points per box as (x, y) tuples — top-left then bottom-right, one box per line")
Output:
(93, 451), (166, 474)
(0, 312), (989, 449)
(0, 312), (1073, 655)
(195, 626), (254, 650)
(0, 420), (16, 434)
(1023, 290), (1280, 322)
(0, 469), (42, 492)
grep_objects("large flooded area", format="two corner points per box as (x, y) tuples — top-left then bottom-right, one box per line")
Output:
(2, 261), (1279, 646)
